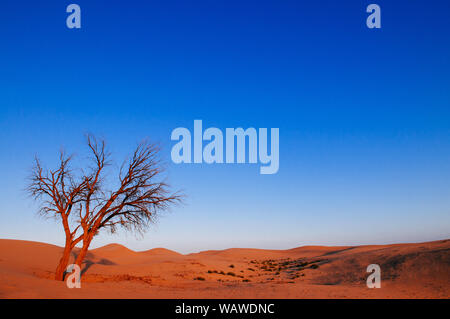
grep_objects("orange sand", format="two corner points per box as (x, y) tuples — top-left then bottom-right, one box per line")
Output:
(0, 239), (448, 298)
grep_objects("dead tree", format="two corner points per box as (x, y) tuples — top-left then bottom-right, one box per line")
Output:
(27, 135), (181, 281)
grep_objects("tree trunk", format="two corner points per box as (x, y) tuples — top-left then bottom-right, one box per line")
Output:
(74, 236), (93, 271)
(55, 242), (72, 281)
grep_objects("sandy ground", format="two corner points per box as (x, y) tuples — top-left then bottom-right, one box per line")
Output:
(0, 238), (448, 298)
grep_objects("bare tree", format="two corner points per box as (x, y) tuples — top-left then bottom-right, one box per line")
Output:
(27, 135), (182, 281)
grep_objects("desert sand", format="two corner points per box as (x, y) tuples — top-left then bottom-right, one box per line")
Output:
(0, 238), (448, 298)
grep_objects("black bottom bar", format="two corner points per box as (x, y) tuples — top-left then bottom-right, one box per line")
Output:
(1, 299), (448, 318)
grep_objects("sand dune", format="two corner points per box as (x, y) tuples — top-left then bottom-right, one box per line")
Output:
(0, 238), (448, 298)
(141, 248), (182, 257)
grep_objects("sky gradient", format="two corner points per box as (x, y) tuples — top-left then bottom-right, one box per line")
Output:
(0, 0), (449, 253)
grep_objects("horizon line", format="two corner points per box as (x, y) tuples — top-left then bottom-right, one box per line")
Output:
(1, 237), (448, 256)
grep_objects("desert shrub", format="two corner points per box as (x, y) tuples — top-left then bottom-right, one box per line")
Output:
(229, 264), (235, 268)
(194, 276), (206, 281)
(243, 279), (251, 282)
(247, 268), (255, 271)
(226, 272), (236, 277)
(298, 262), (308, 267)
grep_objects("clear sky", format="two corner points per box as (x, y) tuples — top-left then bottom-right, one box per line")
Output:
(0, 0), (449, 253)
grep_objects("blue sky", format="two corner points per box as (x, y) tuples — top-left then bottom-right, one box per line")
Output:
(0, 0), (449, 253)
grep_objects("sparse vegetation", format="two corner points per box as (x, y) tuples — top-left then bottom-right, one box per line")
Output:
(202, 257), (322, 284)
(246, 257), (324, 279)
